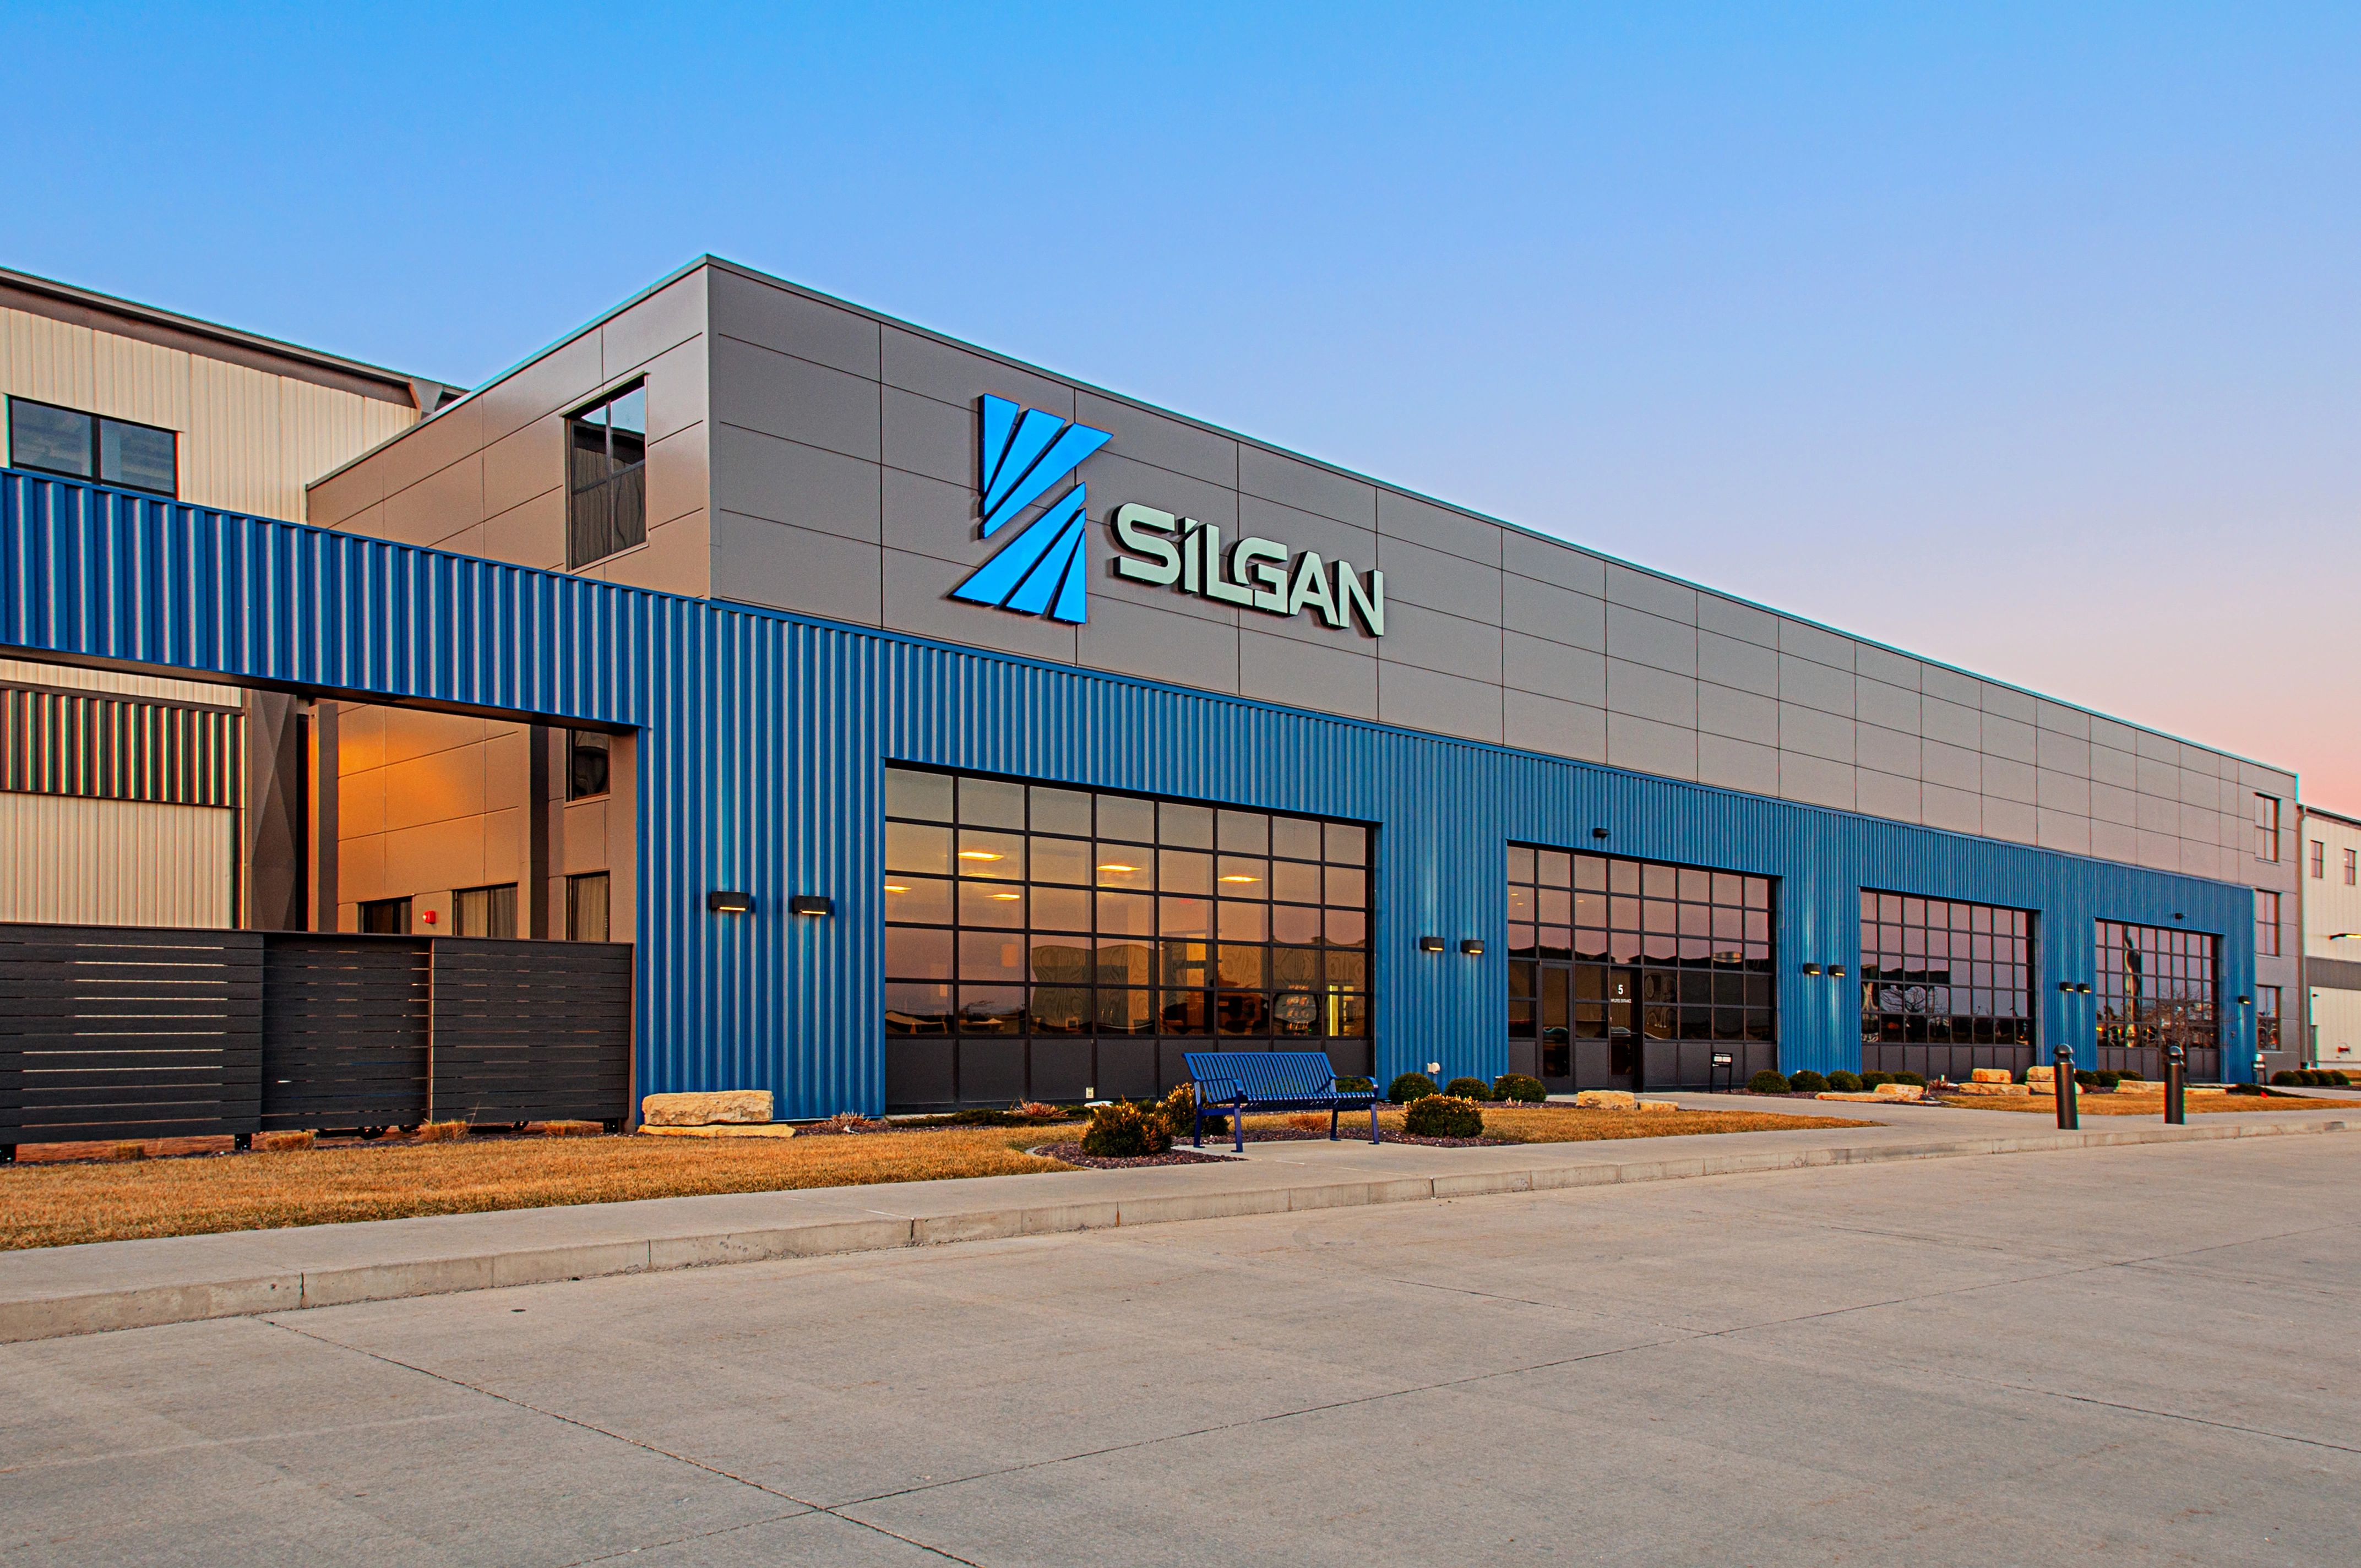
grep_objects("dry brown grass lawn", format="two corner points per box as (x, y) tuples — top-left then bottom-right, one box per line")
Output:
(0, 1127), (1076, 1251)
(2, 1102), (1876, 1252)
(1931, 1091), (2348, 1115)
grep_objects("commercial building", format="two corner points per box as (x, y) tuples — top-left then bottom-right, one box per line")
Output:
(2299, 805), (2361, 1069)
(0, 266), (453, 929)
(0, 257), (2308, 1115)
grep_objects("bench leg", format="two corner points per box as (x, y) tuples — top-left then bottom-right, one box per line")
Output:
(1330, 1107), (1339, 1140)
(1193, 1108), (1202, 1148)
(1234, 1098), (1245, 1154)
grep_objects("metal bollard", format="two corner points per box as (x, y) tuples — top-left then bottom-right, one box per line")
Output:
(2164, 1044), (2185, 1125)
(2053, 1044), (2079, 1130)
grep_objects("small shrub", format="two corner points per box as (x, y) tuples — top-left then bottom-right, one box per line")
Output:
(1492, 1073), (1548, 1103)
(416, 1121), (467, 1142)
(1892, 1072), (1926, 1088)
(1080, 1101), (1173, 1158)
(1388, 1072), (1438, 1104)
(1826, 1070), (1862, 1093)
(1402, 1095), (1483, 1138)
(2074, 1070), (2100, 1088)
(1747, 1069), (1790, 1095)
(1156, 1082), (1199, 1140)
(2117, 1070), (2144, 1083)
(2329, 1070), (2353, 1086)
(1334, 1075), (1375, 1095)
(2272, 1070), (2302, 1086)
(2230, 1081), (2263, 1096)
(1444, 1076), (1493, 1101)
(106, 1142), (145, 1162)
(2093, 1070), (2121, 1088)
(1013, 1101), (1065, 1119)
(259, 1129), (317, 1151)
(1860, 1071), (1894, 1089)
(1787, 1070), (1828, 1095)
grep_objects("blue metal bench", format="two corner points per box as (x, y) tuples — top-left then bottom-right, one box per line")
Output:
(1184, 1051), (1380, 1152)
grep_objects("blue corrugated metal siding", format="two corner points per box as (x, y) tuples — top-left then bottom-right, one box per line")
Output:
(0, 471), (2266, 1114)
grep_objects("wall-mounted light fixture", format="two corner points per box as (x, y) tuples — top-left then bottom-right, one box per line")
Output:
(1460, 938), (1485, 956)
(1591, 826), (1610, 840)
(1827, 965), (1847, 979)
(708, 891), (755, 914)
(2058, 980), (2076, 994)
(788, 896), (834, 917)
(1801, 963), (1822, 977)
(1419, 935), (1445, 953)
(2077, 982), (2092, 995)
(2237, 994), (2253, 1007)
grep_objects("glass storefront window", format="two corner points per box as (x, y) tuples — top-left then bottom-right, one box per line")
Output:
(2095, 920), (2218, 1054)
(1858, 891), (2036, 1049)
(884, 766), (1372, 1044)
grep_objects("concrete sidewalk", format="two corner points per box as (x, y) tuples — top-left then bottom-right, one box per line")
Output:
(0, 1096), (2347, 1344)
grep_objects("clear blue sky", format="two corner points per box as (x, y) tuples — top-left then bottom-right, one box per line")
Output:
(7, 3), (2356, 801)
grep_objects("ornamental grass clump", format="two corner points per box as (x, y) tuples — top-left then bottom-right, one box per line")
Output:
(1444, 1076), (1493, 1101)
(1747, 1070), (1790, 1095)
(1388, 1072), (1439, 1104)
(1080, 1101), (1173, 1158)
(1492, 1073), (1547, 1103)
(1402, 1095), (1483, 1139)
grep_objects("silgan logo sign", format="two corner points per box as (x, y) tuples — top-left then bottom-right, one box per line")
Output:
(952, 394), (1385, 636)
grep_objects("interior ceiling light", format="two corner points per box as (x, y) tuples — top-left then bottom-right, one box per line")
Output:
(957, 850), (1002, 860)
(883, 883), (908, 892)
(1098, 863), (1136, 873)
(989, 893), (1020, 901)
(1220, 874), (1259, 883)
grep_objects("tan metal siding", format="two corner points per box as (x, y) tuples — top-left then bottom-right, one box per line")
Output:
(0, 303), (419, 521)
(0, 793), (234, 927)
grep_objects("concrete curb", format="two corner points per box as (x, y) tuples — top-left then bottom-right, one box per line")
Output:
(2, 1117), (2346, 1344)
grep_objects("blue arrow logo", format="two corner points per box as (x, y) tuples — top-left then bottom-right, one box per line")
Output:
(950, 395), (1110, 625)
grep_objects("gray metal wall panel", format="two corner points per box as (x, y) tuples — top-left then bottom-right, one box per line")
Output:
(1, 471), (2268, 1113)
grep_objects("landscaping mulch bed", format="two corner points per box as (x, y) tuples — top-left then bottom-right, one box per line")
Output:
(1029, 1142), (1237, 1168)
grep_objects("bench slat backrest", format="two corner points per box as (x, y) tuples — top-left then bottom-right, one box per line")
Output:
(1185, 1051), (1339, 1102)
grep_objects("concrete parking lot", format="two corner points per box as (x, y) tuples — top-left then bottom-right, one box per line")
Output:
(2, 1133), (2353, 1566)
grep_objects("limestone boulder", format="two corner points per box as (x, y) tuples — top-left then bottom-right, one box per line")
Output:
(640, 1090), (775, 1126)
(1871, 1082), (1925, 1101)
(1949, 1081), (2028, 1097)
(1969, 1068), (2015, 1085)
(1574, 1090), (1639, 1109)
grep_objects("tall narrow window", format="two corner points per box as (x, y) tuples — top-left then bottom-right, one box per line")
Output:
(2257, 986), (2281, 1051)
(568, 872), (611, 942)
(2346, 847), (2357, 886)
(2255, 890), (2281, 957)
(8, 398), (178, 496)
(567, 729), (611, 799)
(2312, 840), (2326, 878)
(566, 383), (647, 567)
(358, 897), (411, 934)
(2254, 795), (2281, 862)
(454, 883), (518, 938)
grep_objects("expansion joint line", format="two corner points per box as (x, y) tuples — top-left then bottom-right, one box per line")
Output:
(258, 1319), (986, 1568)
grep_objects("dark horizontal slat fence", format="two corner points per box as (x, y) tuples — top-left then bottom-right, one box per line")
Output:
(261, 936), (431, 1131)
(0, 924), (263, 1144)
(429, 939), (634, 1124)
(0, 922), (632, 1150)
